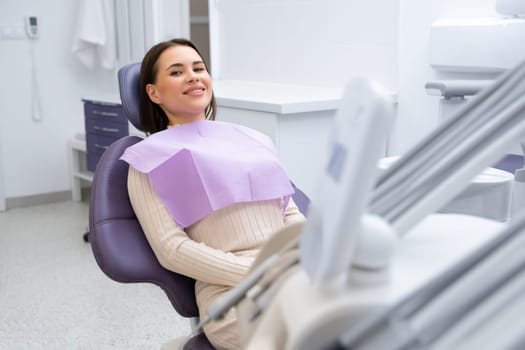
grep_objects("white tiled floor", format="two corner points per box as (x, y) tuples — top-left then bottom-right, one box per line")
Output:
(0, 201), (190, 350)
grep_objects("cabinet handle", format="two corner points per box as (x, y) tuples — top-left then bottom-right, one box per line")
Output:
(93, 126), (120, 133)
(92, 110), (119, 117)
(94, 144), (109, 151)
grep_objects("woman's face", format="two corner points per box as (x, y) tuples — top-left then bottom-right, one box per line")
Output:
(146, 45), (212, 125)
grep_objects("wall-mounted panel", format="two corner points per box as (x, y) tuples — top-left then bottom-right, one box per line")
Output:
(430, 17), (525, 73)
(209, 0), (399, 90)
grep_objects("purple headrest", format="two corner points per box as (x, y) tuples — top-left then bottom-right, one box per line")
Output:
(118, 62), (143, 131)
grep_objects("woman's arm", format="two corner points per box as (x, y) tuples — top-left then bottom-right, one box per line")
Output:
(127, 167), (253, 287)
(283, 197), (306, 226)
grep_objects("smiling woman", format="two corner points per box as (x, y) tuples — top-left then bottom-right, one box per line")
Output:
(119, 38), (306, 350)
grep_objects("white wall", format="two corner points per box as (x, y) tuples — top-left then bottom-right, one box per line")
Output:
(0, 0), (190, 204)
(0, 0), (510, 204)
(0, 0), (118, 200)
(209, 0), (509, 158)
(392, 0), (502, 155)
(209, 0), (399, 91)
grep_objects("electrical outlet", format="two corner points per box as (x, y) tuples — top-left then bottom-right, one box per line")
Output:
(0, 25), (26, 40)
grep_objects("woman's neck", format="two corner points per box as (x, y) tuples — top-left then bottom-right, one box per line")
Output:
(167, 114), (206, 127)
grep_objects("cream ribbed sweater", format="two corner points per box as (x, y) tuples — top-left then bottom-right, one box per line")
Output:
(127, 167), (305, 349)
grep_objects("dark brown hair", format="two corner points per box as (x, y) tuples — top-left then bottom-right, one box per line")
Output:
(139, 38), (216, 134)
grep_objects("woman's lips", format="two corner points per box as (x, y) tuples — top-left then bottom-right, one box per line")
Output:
(183, 86), (206, 95)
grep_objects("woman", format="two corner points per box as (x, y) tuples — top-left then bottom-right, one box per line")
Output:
(121, 38), (305, 350)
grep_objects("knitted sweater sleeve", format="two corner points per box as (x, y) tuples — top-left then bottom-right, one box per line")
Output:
(127, 167), (254, 287)
(283, 196), (306, 226)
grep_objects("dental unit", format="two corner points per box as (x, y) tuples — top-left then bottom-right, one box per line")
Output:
(190, 54), (525, 350)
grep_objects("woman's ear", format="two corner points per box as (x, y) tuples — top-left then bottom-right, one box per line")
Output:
(146, 84), (161, 104)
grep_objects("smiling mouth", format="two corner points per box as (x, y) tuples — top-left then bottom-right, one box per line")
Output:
(184, 87), (206, 95)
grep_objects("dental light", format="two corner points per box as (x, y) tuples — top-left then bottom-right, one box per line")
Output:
(370, 58), (525, 234)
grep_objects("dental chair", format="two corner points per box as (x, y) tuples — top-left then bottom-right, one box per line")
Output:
(88, 62), (309, 350)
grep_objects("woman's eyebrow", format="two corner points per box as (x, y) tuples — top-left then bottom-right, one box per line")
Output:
(166, 63), (183, 71)
(166, 61), (204, 70)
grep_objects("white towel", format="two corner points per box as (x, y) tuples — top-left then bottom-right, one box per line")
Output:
(72, 0), (117, 70)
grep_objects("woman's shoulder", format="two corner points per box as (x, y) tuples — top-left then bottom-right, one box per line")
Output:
(119, 127), (180, 172)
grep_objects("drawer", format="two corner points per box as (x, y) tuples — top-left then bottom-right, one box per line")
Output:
(83, 99), (128, 171)
(86, 133), (119, 156)
(85, 118), (129, 138)
(85, 133), (120, 171)
(87, 151), (102, 172)
(84, 101), (127, 124)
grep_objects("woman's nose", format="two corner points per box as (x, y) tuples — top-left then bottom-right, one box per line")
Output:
(186, 71), (199, 83)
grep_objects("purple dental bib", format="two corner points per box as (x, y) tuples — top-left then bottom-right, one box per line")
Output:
(120, 120), (294, 227)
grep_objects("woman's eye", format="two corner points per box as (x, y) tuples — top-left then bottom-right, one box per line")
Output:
(170, 71), (182, 76)
(194, 67), (205, 72)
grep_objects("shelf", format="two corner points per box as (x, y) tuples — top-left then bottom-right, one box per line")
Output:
(74, 171), (94, 182)
(68, 137), (87, 151)
(68, 137), (91, 201)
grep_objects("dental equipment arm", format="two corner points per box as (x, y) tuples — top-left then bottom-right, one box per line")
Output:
(424, 80), (493, 99)
(197, 58), (525, 341)
(370, 58), (525, 234)
(299, 77), (395, 283)
(235, 59), (525, 350)
(193, 254), (280, 333)
(426, 78), (525, 217)
(337, 58), (525, 349)
(303, 56), (525, 285)
(340, 209), (525, 350)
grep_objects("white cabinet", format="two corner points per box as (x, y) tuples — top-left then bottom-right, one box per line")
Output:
(213, 80), (342, 196)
